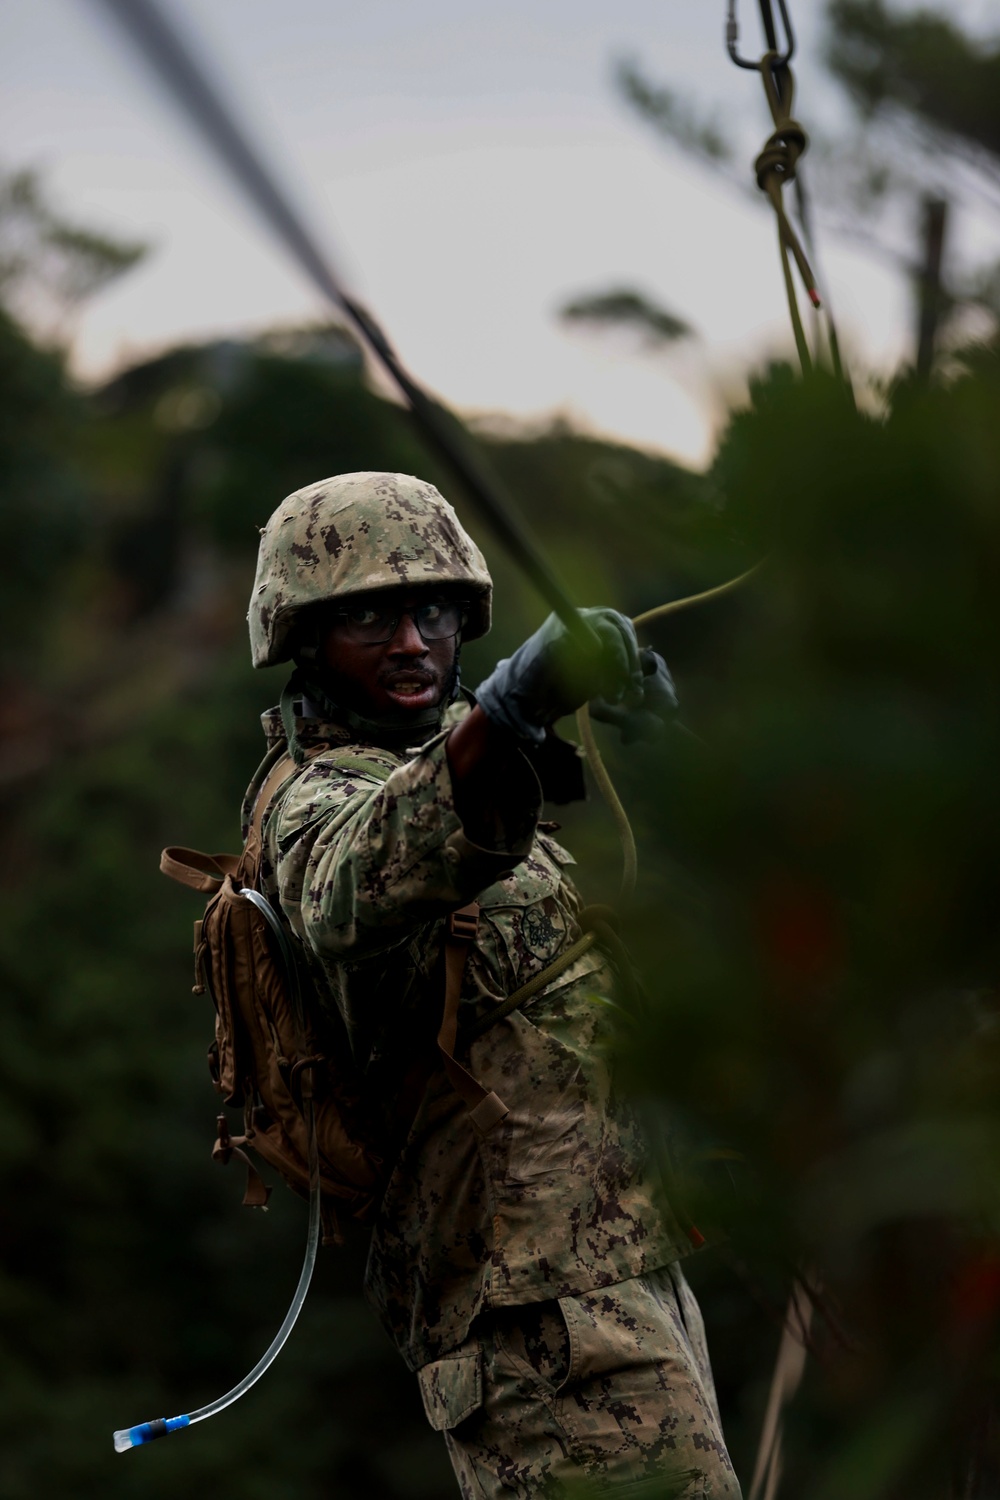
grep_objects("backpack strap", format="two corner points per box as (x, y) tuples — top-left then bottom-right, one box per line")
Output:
(243, 745), (395, 881)
(160, 746), (391, 892)
(249, 751), (303, 840)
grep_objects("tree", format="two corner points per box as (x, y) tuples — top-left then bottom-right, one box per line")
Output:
(577, 3), (1000, 370)
(826, 1), (1000, 171)
(0, 166), (148, 338)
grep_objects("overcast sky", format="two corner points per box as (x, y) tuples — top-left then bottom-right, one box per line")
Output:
(2, 0), (996, 466)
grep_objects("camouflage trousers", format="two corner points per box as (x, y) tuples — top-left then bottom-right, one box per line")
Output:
(416, 1264), (742, 1499)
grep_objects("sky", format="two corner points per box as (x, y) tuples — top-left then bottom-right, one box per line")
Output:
(2, 0), (996, 467)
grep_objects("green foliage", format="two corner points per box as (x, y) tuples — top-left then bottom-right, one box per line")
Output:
(0, 307), (89, 664)
(613, 350), (1000, 1494)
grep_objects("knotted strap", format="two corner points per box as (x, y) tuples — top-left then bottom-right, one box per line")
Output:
(212, 1114), (272, 1208)
(160, 847), (240, 893)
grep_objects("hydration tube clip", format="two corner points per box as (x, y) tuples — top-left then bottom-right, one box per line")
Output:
(113, 1414), (191, 1452)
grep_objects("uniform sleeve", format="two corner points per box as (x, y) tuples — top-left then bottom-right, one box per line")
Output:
(270, 728), (540, 963)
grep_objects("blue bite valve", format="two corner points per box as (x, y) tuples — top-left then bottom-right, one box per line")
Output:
(113, 1414), (190, 1452)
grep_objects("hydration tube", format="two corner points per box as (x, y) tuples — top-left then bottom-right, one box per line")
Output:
(113, 889), (321, 1452)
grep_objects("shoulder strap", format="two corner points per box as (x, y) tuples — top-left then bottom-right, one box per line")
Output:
(250, 751), (303, 839)
(321, 751), (396, 784)
(160, 746), (324, 892)
(242, 744), (398, 881)
(247, 741), (395, 843)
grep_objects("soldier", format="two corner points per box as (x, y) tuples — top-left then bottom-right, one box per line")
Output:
(246, 471), (740, 1498)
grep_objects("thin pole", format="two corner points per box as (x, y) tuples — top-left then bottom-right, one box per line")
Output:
(915, 196), (949, 381)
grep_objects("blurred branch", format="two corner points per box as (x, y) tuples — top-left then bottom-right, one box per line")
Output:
(559, 287), (695, 351)
(616, 58), (738, 175)
(825, 0), (1000, 174)
(962, 258), (1000, 322)
(0, 167), (149, 332)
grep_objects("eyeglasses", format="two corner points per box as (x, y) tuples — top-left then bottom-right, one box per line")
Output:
(330, 600), (467, 646)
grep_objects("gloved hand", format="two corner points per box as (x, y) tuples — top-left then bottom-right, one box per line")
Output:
(590, 648), (678, 744)
(476, 608), (645, 744)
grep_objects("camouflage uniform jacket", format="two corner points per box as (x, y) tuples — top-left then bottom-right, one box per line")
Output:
(243, 702), (686, 1373)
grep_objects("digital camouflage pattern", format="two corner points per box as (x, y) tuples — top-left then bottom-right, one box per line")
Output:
(419, 1264), (742, 1498)
(241, 699), (690, 1373)
(248, 471), (493, 666)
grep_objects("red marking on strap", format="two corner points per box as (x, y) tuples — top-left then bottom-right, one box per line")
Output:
(808, 287), (822, 308)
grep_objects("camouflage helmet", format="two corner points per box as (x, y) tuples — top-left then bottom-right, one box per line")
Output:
(249, 471), (492, 667)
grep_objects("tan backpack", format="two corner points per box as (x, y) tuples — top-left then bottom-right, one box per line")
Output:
(159, 747), (574, 1242)
(160, 750), (385, 1239)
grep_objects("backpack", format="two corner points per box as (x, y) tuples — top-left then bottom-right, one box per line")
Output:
(159, 746), (575, 1242)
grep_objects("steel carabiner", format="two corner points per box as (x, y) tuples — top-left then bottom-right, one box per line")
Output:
(726, 0), (795, 71)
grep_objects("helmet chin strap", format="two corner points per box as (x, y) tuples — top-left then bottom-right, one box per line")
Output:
(281, 656), (462, 761)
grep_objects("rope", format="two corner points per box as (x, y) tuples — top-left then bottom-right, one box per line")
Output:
(633, 563), (763, 630)
(729, 5), (851, 388)
(577, 702), (639, 899)
(754, 52), (819, 376)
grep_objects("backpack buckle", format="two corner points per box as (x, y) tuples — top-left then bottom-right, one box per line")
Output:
(449, 906), (479, 944)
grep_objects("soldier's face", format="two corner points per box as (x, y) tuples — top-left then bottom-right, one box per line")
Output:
(320, 589), (459, 719)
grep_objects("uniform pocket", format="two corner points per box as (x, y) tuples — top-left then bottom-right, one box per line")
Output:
(493, 1299), (572, 1395)
(416, 1347), (483, 1432)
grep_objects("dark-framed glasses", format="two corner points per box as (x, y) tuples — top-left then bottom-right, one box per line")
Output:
(332, 600), (467, 645)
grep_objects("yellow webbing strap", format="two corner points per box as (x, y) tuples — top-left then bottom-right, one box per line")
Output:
(465, 931), (598, 1042)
